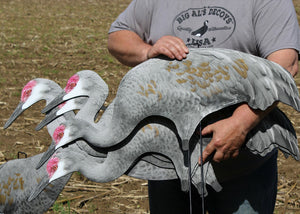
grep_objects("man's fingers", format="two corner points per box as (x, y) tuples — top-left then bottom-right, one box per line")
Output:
(160, 43), (187, 60)
(199, 143), (215, 164)
(201, 125), (212, 136)
(148, 36), (189, 60)
(169, 38), (189, 59)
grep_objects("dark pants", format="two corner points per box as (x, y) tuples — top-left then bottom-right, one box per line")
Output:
(148, 152), (278, 214)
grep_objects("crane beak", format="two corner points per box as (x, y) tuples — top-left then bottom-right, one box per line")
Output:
(36, 143), (56, 169)
(3, 102), (25, 129)
(36, 108), (62, 131)
(28, 175), (50, 202)
(36, 96), (86, 131)
(41, 91), (66, 114)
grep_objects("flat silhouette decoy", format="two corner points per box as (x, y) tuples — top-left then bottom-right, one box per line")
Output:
(26, 50), (300, 201)
(3, 49), (300, 212)
(1, 79), (73, 213)
(39, 49), (300, 156)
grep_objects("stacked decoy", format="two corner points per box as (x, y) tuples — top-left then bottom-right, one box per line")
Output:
(2, 48), (300, 213)
(0, 79), (73, 213)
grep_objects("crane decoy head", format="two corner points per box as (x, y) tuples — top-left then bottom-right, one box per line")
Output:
(30, 142), (95, 202)
(51, 120), (86, 150)
(65, 74), (79, 93)
(47, 156), (60, 178)
(41, 73), (82, 114)
(36, 119), (89, 169)
(39, 77), (76, 114)
(35, 124), (67, 169)
(41, 70), (108, 114)
(53, 125), (66, 144)
(52, 124), (71, 149)
(4, 79), (61, 129)
(29, 154), (70, 202)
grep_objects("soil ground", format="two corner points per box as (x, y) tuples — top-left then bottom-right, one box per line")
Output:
(0, 0), (300, 213)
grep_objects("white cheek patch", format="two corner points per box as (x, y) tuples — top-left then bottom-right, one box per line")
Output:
(57, 99), (79, 116)
(22, 84), (49, 109)
(49, 161), (66, 183)
(63, 80), (87, 100)
(55, 128), (71, 149)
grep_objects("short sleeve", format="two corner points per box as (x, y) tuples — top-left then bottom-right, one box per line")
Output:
(108, 0), (153, 42)
(253, 0), (300, 58)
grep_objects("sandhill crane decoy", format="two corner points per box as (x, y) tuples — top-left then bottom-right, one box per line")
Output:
(40, 95), (220, 193)
(32, 49), (298, 196)
(29, 67), (299, 201)
(29, 122), (222, 201)
(35, 70), (177, 171)
(31, 72), (203, 193)
(38, 68), (300, 158)
(41, 70), (109, 118)
(1, 79), (74, 213)
(26, 71), (219, 196)
(35, 70), (110, 165)
(2, 48), (299, 211)
(5, 74), (217, 200)
(28, 103), (300, 202)
(40, 48), (300, 156)
(0, 153), (70, 214)
(3, 77), (195, 196)
(36, 72), (109, 168)
(37, 92), (177, 172)
(4, 79), (62, 131)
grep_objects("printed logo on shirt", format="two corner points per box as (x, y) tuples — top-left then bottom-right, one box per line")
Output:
(172, 6), (236, 48)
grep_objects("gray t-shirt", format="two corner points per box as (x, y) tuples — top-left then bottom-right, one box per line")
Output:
(109, 0), (300, 181)
(109, 0), (300, 58)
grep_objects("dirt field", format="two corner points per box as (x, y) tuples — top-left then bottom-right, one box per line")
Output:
(0, 0), (300, 213)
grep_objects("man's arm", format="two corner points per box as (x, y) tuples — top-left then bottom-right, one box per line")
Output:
(200, 48), (299, 163)
(107, 30), (189, 67)
(267, 48), (298, 77)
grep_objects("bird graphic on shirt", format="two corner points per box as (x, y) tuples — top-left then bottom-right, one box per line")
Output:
(191, 20), (209, 37)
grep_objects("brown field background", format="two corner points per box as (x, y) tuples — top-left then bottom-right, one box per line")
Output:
(0, 0), (300, 213)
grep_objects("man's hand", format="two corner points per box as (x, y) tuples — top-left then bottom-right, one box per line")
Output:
(199, 103), (268, 164)
(199, 116), (246, 163)
(108, 31), (189, 67)
(146, 36), (189, 61)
